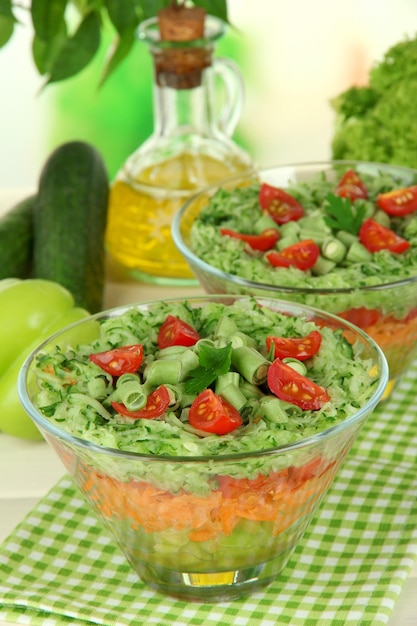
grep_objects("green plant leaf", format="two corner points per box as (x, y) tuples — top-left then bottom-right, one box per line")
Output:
(32, 21), (68, 74)
(104, 0), (140, 33)
(140, 0), (168, 20)
(31, 0), (68, 40)
(99, 26), (136, 86)
(323, 193), (367, 235)
(45, 10), (101, 84)
(192, 0), (228, 22)
(0, 0), (15, 47)
(184, 342), (232, 395)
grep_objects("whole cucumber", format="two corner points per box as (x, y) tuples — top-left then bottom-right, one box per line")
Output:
(33, 141), (109, 313)
(0, 195), (36, 279)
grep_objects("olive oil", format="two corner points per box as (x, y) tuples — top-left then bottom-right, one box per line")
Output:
(105, 152), (251, 283)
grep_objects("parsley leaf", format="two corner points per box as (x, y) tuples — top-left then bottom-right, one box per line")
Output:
(184, 343), (232, 395)
(323, 193), (367, 235)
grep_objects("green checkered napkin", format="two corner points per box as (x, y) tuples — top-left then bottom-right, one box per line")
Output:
(1, 365), (417, 626)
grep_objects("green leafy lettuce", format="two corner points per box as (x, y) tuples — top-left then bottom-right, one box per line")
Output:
(331, 35), (417, 168)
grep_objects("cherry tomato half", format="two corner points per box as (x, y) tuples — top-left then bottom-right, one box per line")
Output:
(220, 227), (280, 251)
(336, 169), (368, 201)
(377, 185), (417, 216)
(111, 385), (170, 419)
(89, 344), (144, 376)
(359, 218), (410, 254)
(189, 389), (243, 435)
(266, 330), (322, 361)
(265, 239), (320, 271)
(157, 315), (200, 349)
(267, 358), (330, 410)
(259, 183), (305, 224)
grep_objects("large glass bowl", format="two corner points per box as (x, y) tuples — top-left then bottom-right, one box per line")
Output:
(18, 296), (388, 601)
(172, 161), (417, 399)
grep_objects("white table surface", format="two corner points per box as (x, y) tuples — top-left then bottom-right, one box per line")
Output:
(0, 192), (416, 625)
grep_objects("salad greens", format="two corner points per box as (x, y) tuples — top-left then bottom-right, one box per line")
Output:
(189, 167), (417, 316)
(32, 298), (378, 470)
(331, 35), (417, 168)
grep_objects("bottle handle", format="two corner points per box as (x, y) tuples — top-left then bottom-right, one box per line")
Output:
(212, 57), (245, 137)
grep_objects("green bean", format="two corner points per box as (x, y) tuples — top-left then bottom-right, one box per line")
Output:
(253, 212), (279, 233)
(215, 372), (240, 393)
(346, 240), (372, 263)
(311, 255), (336, 276)
(178, 349), (199, 378)
(258, 396), (289, 423)
(373, 209), (391, 228)
(277, 234), (299, 251)
(114, 373), (147, 410)
(279, 220), (300, 238)
(157, 345), (188, 359)
(282, 357), (307, 376)
(337, 230), (357, 247)
(230, 332), (257, 349)
(231, 346), (269, 384)
(321, 237), (347, 263)
(239, 379), (265, 400)
(218, 383), (247, 411)
(162, 384), (183, 410)
(215, 315), (238, 338)
(143, 359), (182, 386)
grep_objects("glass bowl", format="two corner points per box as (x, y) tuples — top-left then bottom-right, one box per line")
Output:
(172, 161), (417, 399)
(18, 295), (388, 601)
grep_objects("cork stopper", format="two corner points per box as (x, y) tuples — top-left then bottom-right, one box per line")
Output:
(154, 6), (210, 89)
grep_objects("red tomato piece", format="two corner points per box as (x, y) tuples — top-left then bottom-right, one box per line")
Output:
(377, 185), (417, 216)
(157, 315), (200, 349)
(288, 456), (327, 488)
(265, 239), (320, 271)
(267, 358), (330, 410)
(89, 344), (143, 376)
(220, 227), (280, 251)
(359, 218), (410, 254)
(266, 330), (322, 360)
(259, 183), (305, 224)
(336, 169), (368, 201)
(111, 385), (170, 419)
(338, 307), (381, 328)
(189, 389), (243, 435)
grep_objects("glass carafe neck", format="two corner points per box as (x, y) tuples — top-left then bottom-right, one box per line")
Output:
(152, 74), (214, 139)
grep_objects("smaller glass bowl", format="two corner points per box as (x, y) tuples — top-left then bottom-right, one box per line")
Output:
(18, 296), (387, 601)
(172, 161), (417, 399)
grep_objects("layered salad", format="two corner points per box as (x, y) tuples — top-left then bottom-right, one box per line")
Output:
(188, 166), (417, 380)
(31, 297), (381, 575)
